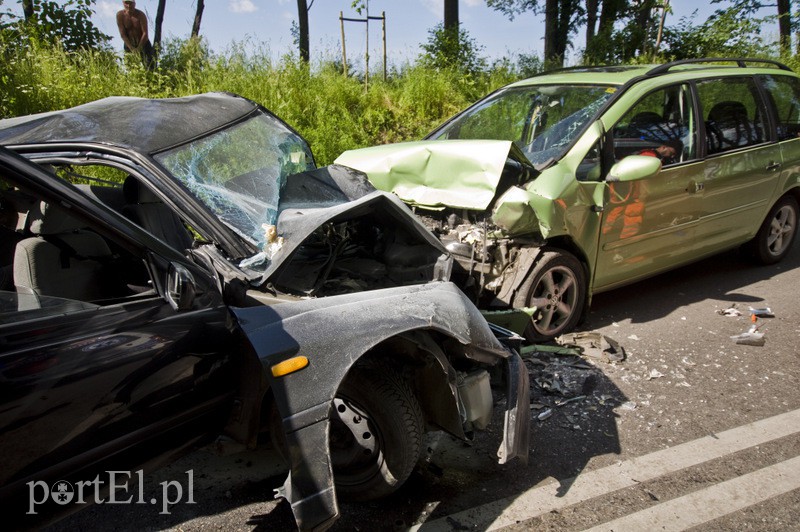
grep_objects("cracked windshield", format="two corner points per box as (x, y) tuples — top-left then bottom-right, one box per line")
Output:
(431, 85), (615, 166)
(155, 114), (314, 262)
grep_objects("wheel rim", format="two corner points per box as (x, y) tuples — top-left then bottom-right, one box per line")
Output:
(767, 204), (797, 257)
(527, 265), (579, 336)
(330, 397), (383, 486)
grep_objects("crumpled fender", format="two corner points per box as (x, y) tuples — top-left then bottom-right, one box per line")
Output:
(230, 281), (528, 530)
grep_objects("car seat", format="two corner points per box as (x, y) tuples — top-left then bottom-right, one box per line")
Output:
(13, 200), (115, 309)
(122, 176), (194, 252)
(706, 101), (761, 153)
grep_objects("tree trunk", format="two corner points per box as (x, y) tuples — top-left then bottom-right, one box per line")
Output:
(192, 0), (205, 38)
(154, 0), (166, 48)
(21, 0), (34, 20)
(297, 0), (309, 62)
(444, 0), (459, 31)
(543, 0), (560, 67)
(585, 0), (598, 49)
(778, 0), (791, 55)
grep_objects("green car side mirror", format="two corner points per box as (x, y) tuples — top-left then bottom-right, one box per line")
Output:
(607, 155), (662, 183)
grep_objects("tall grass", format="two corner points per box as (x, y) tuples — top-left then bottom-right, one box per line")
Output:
(0, 38), (518, 165)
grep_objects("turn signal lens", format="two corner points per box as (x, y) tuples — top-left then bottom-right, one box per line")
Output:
(271, 356), (309, 377)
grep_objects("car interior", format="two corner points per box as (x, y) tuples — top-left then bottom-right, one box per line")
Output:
(1, 175), (153, 313)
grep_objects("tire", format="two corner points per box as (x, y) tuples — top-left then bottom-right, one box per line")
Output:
(513, 249), (587, 342)
(743, 195), (799, 265)
(331, 361), (424, 501)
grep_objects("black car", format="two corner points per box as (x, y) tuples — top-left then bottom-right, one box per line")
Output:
(0, 93), (529, 530)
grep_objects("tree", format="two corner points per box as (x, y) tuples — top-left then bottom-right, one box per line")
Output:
(777, 0), (790, 55)
(487, 0), (584, 68)
(153, 0), (166, 49)
(419, 22), (487, 75)
(13, 0), (110, 51)
(192, 0), (203, 38)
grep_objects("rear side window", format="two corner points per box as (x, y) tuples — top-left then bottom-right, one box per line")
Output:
(761, 74), (800, 141)
(697, 77), (768, 155)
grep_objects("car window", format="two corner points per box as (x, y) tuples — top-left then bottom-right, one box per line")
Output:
(612, 84), (696, 165)
(431, 85), (617, 167)
(0, 174), (154, 322)
(155, 114), (315, 248)
(760, 74), (800, 141)
(697, 77), (768, 155)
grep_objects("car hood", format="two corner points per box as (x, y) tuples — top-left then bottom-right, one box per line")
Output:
(244, 187), (448, 283)
(335, 140), (517, 211)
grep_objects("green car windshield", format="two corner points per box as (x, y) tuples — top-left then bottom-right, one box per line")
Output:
(155, 114), (314, 250)
(430, 84), (616, 166)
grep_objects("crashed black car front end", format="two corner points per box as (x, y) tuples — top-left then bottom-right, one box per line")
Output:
(0, 93), (529, 530)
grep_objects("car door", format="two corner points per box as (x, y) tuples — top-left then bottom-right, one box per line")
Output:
(594, 83), (703, 290)
(0, 150), (235, 509)
(759, 73), (800, 199)
(693, 76), (782, 253)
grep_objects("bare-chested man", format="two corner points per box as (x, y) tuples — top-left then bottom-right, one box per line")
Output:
(116, 0), (155, 69)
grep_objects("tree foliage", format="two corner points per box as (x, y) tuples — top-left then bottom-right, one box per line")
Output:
(2, 0), (110, 51)
(661, 3), (775, 59)
(419, 23), (487, 76)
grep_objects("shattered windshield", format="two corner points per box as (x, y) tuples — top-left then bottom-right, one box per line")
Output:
(155, 114), (314, 249)
(431, 84), (616, 166)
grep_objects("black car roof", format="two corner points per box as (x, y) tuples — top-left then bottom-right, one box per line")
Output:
(0, 92), (259, 154)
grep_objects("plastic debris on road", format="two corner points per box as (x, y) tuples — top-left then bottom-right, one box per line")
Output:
(731, 325), (766, 346)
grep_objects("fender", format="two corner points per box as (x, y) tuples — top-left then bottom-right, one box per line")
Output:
(230, 281), (529, 530)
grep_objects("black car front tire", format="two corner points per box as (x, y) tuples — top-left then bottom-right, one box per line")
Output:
(330, 361), (424, 501)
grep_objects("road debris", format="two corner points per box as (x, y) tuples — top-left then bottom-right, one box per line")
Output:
(717, 305), (742, 317)
(749, 306), (774, 318)
(555, 332), (625, 363)
(537, 408), (553, 421)
(647, 369), (665, 380)
(731, 325), (766, 346)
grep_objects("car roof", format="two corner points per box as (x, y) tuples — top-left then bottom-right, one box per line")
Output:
(507, 58), (796, 88)
(0, 92), (260, 154)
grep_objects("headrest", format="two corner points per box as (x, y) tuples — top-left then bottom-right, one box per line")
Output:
(28, 200), (86, 235)
(123, 175), (161, 204)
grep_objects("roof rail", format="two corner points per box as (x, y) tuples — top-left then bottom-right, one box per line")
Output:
(647, 58), (793, 77)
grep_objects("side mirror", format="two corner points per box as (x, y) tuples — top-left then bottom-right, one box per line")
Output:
(165, 262), (197, 311)
(607, 155), (662, 183)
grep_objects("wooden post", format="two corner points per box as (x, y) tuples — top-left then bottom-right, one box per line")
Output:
(340, 12), (348, 76)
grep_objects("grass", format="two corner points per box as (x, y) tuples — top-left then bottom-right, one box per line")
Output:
(0, 38), (518, 165)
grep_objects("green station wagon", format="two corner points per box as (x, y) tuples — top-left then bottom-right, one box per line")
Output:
(337, 58), (800, 340)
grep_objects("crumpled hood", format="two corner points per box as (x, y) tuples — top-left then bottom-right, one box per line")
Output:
(335, 140), (515, 211)
(246, 189), (447, 282)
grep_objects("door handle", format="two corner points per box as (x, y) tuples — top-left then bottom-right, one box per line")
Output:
(766, 161), (782, 171)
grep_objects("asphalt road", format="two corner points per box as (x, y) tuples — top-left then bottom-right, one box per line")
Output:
(47, 243), (800, 531)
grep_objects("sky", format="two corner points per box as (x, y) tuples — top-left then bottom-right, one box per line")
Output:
(16, 1), (781, 67)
